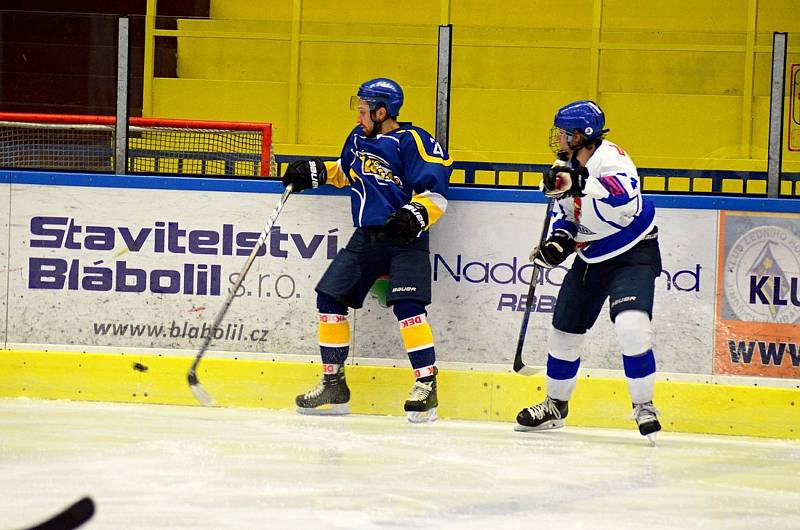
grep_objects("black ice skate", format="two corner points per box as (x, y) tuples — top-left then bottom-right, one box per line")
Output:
(514, 396), (568, 432)
(404, 375), (438, 423)
(295, 370), (351, 415)
(632, 401), (661, 445)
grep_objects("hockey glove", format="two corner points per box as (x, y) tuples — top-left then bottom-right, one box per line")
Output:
(542, 164), (589, 199)
(382, 203), (428, 243)
(530, 231), (576, 268)
(281, 158), (327, 192)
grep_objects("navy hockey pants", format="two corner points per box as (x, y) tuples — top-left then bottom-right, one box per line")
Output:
(316, 227), (432, 309)
(552, 230), (662, 334)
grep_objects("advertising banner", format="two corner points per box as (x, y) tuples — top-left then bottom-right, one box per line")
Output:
(715, 211), (800, 377)
(356, 203), (717, 374)
(8, 184), (353, 354)
(6, 179), (717, 375)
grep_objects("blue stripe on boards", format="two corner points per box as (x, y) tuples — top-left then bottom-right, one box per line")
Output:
(1, 170), (797, 213)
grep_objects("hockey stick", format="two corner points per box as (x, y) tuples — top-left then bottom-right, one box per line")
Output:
(21, 496), (95, 530)
(512, 198), (556, 375)
(187, 184), (293, 406)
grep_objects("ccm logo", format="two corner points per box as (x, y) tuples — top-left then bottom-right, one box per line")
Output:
(400, 315), (424, 328)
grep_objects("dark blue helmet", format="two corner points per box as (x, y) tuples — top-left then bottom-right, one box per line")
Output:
(356, 78), (404, 117)
(554, 100), (606, 140)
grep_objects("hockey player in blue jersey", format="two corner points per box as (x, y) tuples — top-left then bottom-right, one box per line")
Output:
(281, 78), (451, 423)
(515, 100), (663, 443)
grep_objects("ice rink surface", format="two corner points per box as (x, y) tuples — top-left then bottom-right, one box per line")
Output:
(1, 398), (799, 530)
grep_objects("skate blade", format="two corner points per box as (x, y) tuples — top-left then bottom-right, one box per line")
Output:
(513, 419), (565, 432)
(295, 403), (350, 416)
(407, 407), (438, 423)
(645, 432), (658, 446)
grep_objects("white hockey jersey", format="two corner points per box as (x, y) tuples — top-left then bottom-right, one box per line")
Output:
(550, 140), (656, 263)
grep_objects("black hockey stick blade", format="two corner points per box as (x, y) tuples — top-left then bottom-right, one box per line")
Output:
(22, 496), (95, 530)
(188, 369), (215, 407)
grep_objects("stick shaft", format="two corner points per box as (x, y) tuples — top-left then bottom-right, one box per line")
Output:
(513, 199), (556, 373)
(189, 185), (292, 375)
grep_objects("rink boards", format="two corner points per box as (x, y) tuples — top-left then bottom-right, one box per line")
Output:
(0, 170), (798, 437)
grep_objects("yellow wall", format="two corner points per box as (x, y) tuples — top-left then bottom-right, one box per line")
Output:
(146, 0), (800, 170)
(2, 350), (798, 439)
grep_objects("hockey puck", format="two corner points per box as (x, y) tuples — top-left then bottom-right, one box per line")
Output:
(132, 362), (149, 372)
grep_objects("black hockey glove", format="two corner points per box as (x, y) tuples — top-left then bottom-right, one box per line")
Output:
(382, 203), (428, 243)
(542, 164), (589, 200)
(530, 231), (576, 268)
(281, 158), (327, 193)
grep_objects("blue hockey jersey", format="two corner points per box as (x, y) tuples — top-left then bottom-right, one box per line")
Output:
(323, 123), (451, 230)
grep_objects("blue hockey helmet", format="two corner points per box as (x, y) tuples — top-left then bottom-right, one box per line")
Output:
(353, 78), (404, 117)
(553, 100), (607, 140)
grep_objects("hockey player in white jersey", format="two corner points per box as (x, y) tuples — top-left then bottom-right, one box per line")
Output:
(515, 100), (663, 443)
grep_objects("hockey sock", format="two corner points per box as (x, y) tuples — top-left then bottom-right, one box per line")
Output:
(545, 353), (580, 401)
(545, 328), (584, 401)
(615, 310), (656, 403)
(323, 363), (342, 375)
(393, 301), (436, 382)
(317, 292), (349, 365)
(623, 349), (656, 404)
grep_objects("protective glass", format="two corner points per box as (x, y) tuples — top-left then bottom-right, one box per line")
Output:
(350, 96), (379, 112)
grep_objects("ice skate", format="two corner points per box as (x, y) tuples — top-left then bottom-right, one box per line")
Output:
(632, 401), (661, 445)
(295, 370), (351, 415)
(404, 376), (438, 423)
(514, 396), (568, 432)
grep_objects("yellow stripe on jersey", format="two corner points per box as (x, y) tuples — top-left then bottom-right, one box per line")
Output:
(348, 167), (362, 184)
(404, 129), (453, 166)
(324, 160), (350, 188)
(411, 191), (447, 228)
(398, 314), (435, 352)
(318, 314), (350, 347)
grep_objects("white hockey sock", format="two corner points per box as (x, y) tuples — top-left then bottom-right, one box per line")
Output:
(616, 311), (656, 403)
(545, 329), (584, 401)
(623, 349), (657, 404)
(626, 373), (655, 404)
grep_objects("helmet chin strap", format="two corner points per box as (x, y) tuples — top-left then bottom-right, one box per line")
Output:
(366, 108), (387, 138)
(566, 131), (596, 157)
(563, 133), (582, 160)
